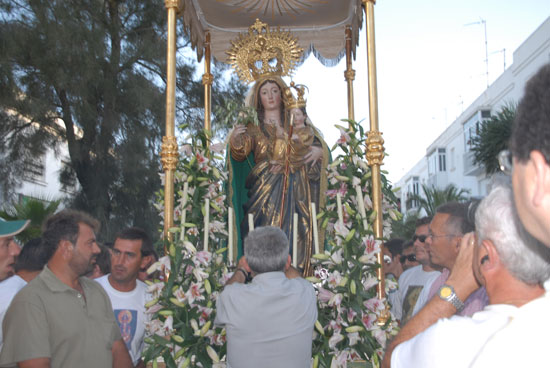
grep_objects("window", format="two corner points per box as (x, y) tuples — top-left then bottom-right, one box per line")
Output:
(438, 148), (446, 172)
(23, 157), (45, 182)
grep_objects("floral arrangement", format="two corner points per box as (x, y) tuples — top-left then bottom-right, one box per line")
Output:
(310, 120), (400, 367)
(144, 128), (231, 368)
(144, 121), (401, 368)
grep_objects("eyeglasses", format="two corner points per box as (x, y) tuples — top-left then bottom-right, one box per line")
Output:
(412, 234), (428, 243)
(400, 254), (416, 263)
(498, 150), (513, 175)
(428, 232), (460, 239)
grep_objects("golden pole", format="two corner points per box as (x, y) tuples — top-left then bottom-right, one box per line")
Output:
(344, 26), (356, 124)
(202, 32), (213, 141)
(363, 0), (388, 322)
(161, 0), (182, 241)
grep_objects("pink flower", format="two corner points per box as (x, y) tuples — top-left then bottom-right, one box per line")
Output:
(185, 282), (205, 304)
(163, 315), (174, 334)
(173, 287), (186, 303)
(347, 331), (361, 346)
(327, 270), (343, 288)
(336, 127), (351, 145)
(361, 312), (377, 329)
(328, 333), (344, 350)
(372, 327), (387, 347)
(364, 297), (385, 313)
(194, 251), (212, 266)
(346, 308), (357, 323)
(318, 288), (334, 303)
(328, 293), (343, 307)
(362, 276), (378, 291)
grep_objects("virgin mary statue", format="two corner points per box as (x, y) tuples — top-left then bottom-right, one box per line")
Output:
(225, 21), (329, 275)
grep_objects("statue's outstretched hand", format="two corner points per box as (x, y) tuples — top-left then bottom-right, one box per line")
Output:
(230, 124), (247, 147)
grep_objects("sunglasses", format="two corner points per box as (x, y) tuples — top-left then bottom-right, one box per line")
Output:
(400, 254), (416, 263)
(412, 234), (428, 243)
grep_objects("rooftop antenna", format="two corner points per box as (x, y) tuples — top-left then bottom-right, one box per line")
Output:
(465, 18), (489, 88)
(491, 48), (506, 72)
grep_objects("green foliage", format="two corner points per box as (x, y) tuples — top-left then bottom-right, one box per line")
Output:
(390, 210), (420, 241)
(312, 120), (400, 366)
(471, 103), (516, 175)
(144, 130), (229, 367)
(406, 184), (470, 217)
(0, 197), (60, 243)
(214, 99), (259, 128)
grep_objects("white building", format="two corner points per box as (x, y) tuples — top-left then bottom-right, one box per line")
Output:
(395, 16), (550, 215)
(0, 120), (78, 207)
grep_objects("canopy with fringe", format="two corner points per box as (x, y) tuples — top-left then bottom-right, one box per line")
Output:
(180, 0), (363, 66)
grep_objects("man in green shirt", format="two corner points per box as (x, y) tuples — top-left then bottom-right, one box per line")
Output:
(0, 210), (133, 368)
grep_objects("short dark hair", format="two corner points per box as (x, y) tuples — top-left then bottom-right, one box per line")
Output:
(435, 202), (474, 235)
(244, 226), (289, 274)
(42, 210), (99, 261)
(14, 238), (48, 272)
(114, 227), (153, 257)
(510, 63), (550, 164)
(402, 240), (414, 250)
(384, 238), (405, 257)
(95, 244), (112, 275)
(415, 216), (432, 228)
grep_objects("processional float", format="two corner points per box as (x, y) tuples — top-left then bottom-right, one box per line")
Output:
(160, 0), (387, 304)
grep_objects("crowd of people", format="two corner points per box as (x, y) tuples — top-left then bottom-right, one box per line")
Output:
(0, 62), (548, 367)
(0, 211), (157, 367)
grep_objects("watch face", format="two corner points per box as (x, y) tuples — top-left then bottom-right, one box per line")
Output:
(440, 286), (452, 298)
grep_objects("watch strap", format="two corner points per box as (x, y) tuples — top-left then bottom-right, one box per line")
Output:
(438, 284), (465, 312)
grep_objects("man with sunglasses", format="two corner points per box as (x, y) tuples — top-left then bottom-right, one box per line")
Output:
(471, 63), (550, 367)
(400, 241), (418, 271)
(423, 201), (489, 317)
(392, 217), (441, 324)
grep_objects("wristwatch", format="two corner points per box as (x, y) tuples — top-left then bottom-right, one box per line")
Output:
(438, 284), (465, 312)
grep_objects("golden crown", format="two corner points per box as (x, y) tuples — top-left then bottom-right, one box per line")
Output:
(227, 19), (303, 84)
(284, 82), (307, 109)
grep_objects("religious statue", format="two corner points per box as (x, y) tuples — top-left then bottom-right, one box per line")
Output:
(226, 20), (329, 275)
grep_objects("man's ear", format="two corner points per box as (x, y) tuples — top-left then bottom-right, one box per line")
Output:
(480, 239), (499, 272)
(241, 257), (252, 273)
(284, 254), (292, 271)
(530, 150), (550, 207)
(59, 240), (74, 260)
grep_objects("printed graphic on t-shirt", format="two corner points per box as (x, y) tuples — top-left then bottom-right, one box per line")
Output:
(401, 286), (423, 323)
(115, 309), (137, 349)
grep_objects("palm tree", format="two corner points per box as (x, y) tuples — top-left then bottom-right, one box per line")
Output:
(406, 184), (470, 217)
(1, 197), (60, 243)
(471, 103), (516, 175)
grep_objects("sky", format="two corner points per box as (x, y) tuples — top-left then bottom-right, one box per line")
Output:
(289, 0), (550, 184)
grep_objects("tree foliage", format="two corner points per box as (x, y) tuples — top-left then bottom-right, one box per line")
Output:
(390, 210), (420, 241)
(471, 103), (516, 175)
(0, 0), (245, 240)
(406, 184), (470, 217)
(0, 197), (60, 243)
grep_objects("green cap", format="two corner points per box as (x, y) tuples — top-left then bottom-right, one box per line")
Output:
(0, 218), (30, 237)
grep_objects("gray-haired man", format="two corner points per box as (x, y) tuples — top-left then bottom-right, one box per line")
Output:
(215, 226), (317, 368)
(382, 183), (550, 368)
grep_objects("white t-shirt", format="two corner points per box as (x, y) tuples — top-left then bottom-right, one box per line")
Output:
(96, 275), (150, 365)
(392, 304), (519, 368)
(392, 265), (440, 322)
(215, 272), (317, 368)
(470, 281), (550, 368)
(0, 275), (27, 348)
